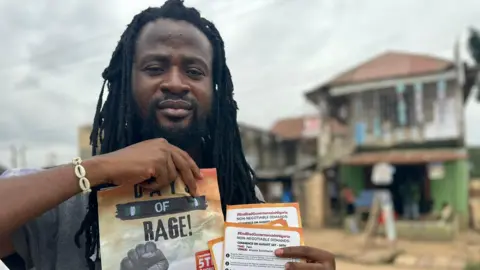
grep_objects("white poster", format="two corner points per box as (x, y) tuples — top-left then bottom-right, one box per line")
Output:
(0, 260), (10, 270)
(428, 162), (445, 180)
(372, 162), (395, 185)
(302, 117), (320, 138)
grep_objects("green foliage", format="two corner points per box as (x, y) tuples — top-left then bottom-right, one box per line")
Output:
(468, 28), (480, 64)
(465, 262), (480, 270)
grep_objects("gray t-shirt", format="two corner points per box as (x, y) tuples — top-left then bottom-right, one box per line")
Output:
(1, 168), (265, 270)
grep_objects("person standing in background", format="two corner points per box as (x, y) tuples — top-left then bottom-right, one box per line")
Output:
(401, 180), (420, 220)
(341, 184), (359, 233)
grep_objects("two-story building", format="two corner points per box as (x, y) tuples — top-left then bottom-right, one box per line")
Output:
(305, 51), (471, 238)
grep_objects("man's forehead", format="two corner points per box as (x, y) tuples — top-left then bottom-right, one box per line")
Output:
(135, 18), (212, 57)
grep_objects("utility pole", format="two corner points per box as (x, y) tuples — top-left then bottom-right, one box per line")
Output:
(317, 94), (330, 228)
(317, 95), (328, 170)
(10, 145), (18, 168)
(19, 144), (27, 167)
(46, 152), (57, 167)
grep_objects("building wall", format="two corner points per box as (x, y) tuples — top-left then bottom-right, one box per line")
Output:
(78, 125), (92, 160)
(347, 78), (464, 147)
(430, 159), (469, 226)
(340, 160), (469, 227)
(339, 165), (365, 193)
(239, 125), (281, 171)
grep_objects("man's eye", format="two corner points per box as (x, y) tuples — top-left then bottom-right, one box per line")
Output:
(144, 66), (164, 75)
(187, 68), (204, 77)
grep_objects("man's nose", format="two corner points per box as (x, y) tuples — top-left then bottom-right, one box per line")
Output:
(160, 67), (190, 96)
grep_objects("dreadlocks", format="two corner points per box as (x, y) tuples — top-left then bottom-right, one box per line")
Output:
(73, 0), (259, 269)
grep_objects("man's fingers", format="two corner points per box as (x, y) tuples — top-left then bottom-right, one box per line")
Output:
(275, 246), (335, 267)
(120, 258), (136, 270)
(170, 151), (198, 196)
(153, 155), (169, 187)
(176, 148), (203, 180)
(285, 262), (327, 270)
(166, 153), (177, 183)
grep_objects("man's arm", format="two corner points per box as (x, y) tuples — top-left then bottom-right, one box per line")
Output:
(0, 156), (108, 258)
(0, 236), (14, 258)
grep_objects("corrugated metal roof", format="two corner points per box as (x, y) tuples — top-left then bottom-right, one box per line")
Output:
(341, 149), (466, 165)
(327, 51), (453, 86)
(270, 116), (347, 140)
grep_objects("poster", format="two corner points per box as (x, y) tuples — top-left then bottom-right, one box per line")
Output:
(209, 219), (290, 270)
(428, 162), (445, 180)
(226, 203), (302, 227)
(222, 223), (304, 270)
(97, 169), (224, 270)
(371, 162), (395, 185)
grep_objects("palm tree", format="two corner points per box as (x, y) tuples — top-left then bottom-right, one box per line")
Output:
(468, 28), (480, 64)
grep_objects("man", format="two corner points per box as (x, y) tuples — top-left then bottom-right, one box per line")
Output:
(340, 184), (358, 234)
(0, 1), (335, 269)
(401, 180), (420, 220)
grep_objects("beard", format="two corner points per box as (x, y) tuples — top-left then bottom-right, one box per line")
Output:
(139, 97), (209, 150)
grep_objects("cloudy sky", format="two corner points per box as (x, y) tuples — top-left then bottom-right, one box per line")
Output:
(1, 0), (480, 168)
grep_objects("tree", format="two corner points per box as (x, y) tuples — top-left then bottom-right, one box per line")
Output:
(468, 28), (480, 64)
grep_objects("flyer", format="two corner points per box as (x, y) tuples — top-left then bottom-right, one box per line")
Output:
(222, 223), (304, 270)
(0, 259), (10, 270)
(97, 168), (223, 270)
(226, 203), (302, 227)
(208, 219), (288, 270)
(208, 237), (224, 270)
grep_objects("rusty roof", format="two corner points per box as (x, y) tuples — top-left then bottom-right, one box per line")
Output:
(341, 149), (466, 165)
(270, 116), (347, 140)
(327, 51), (453, 86)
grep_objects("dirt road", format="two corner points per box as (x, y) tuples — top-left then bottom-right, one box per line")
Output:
(338, 261), (411, 270)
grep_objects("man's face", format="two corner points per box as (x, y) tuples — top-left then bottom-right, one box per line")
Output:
(132, 18), (213, 148)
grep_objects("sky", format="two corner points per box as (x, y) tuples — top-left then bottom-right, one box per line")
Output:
(1, 0), (480, 168)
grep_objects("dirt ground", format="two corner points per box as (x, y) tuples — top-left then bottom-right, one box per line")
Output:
(303, 228), (479, 269)
(338, 261), (412, 270)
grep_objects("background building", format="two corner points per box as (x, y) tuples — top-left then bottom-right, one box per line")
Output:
(306, 50), (470, 239)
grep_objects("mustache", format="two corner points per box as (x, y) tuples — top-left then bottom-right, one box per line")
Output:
(149, 95), (198, 111)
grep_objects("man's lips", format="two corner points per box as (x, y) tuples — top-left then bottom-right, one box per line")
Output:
(157, 100), (192, 118)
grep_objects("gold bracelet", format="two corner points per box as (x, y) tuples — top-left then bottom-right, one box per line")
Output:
(73, 157), (92, 193)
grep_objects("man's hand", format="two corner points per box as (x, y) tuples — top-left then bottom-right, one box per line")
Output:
(275, 246), (335, 270)
(99, 138), (202, 196)
(120, 242), (170, 270)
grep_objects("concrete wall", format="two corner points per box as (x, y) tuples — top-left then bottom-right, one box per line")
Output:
(300, 172), (327, 228)
(78, 125), (92, 159)
(430, 159), (469, 227)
